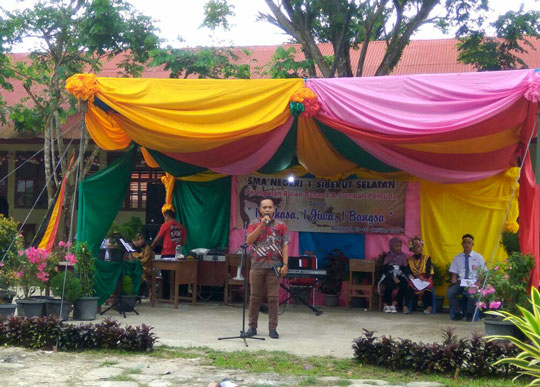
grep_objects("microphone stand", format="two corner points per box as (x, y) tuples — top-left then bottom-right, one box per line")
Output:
(218, 221), (265, 347)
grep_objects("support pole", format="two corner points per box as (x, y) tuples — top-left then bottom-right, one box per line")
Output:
(68, 101), (87, 244)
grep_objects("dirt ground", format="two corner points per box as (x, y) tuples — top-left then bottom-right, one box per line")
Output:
(0, 299), (481, 386)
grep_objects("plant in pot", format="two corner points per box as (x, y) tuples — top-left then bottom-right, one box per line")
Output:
(472, 250), (534, 339)
(0, 215), (19, 308)
(72, 242), (99, 320)
(318, 249), (349, 307)
(431, 262), (446, 313)
(13, 241), (58, 317)
(48, 270), (81, 320)
(115, 275), (138, 313)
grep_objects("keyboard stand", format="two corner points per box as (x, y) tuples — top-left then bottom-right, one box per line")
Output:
(279, 282), (323, 316)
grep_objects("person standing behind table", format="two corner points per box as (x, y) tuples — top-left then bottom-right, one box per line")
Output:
(447, 234), (486, 321)
(378, 238), (409, 313)
(244, 197), (289, 340)
(131, 233), (155, 298)
(151, 209), (187, 300)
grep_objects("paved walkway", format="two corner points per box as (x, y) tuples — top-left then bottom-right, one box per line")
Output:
(97, 300), (485, 359)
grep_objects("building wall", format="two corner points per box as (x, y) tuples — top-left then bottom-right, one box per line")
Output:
(0, 141), (147, 244)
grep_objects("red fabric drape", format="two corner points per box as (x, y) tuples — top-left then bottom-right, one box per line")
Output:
(520, 153), (540, 288)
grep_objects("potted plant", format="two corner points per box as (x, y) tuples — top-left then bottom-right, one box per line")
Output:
(431, 262), (446, 312)
(0, 215), (19, 314)
(72, 242), (99, 320)
(12, 238), (58, 317)
(471, 250), (534, 339)
(48, 271), (81, 320)
(318, 249), (348, 307)
(115, 275), (138, 312)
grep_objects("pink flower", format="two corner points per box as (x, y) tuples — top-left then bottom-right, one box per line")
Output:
(64, 253), (77, 265)
(59, 241), (65, 248)
(476, 301), (486, 309)
(0, 262), (4, 267)
(489, 301), (502, 310)
(65, 242), (72, 248)
(493, 266), (499, 271)
(468, 287), (477, 294)
(15, 271), (23, 278)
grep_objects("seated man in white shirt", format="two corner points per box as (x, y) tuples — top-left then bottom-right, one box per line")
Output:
(446, 234), (486, 321)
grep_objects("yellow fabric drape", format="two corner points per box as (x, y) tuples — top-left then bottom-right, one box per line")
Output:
(297, 117), (357, 178)
(86, 104), (131, 150)
(160, 173), (176, 214)
(141, 147), (159, 168)
(86, 78), (304, 152)
(420, 168), (519, 282)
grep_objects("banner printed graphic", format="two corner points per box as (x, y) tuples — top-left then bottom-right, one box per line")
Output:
(237, 175), (406, 234)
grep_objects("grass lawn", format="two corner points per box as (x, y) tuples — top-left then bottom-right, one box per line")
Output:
(142, 345), (527, 386)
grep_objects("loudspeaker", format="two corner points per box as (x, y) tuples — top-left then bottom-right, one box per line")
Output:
(146, 183), (165, 225)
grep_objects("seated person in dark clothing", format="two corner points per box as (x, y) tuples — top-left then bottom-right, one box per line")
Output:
(377, 238), (408, 313)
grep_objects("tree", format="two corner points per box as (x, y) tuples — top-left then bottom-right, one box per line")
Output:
(456, 8), (540, 71)
(257, 0), (539, 77)
(151, 0), (251, 79)
(150, 46), (251, 79)
(0, 0), (160, 237)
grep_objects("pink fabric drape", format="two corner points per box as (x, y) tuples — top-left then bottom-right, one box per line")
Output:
(364, 181), (421, 259)
(163, 118), (293, 175)
(519, 154), (540, 288)
(306, 70), (535, 134)
(347, 136), (506, 183)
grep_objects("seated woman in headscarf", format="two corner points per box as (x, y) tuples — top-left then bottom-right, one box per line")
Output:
(377, 238), (408, 313)
(404, 237), (434, 314)
(131, 233), (155, 298)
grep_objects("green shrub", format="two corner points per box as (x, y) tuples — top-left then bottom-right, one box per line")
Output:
(0, 315), (156, 351)
(122, 275), (134, 295)
(487, 287), (540, 385)
(49, 272), (82, 302)
(353, 328), (518, 378)
(74, 242), (95, 297)
(500, 231), (520, 256)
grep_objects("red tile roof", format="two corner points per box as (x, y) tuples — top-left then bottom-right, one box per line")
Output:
(2, 37), (540, 139)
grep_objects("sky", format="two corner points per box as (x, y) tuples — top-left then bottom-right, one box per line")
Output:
(2, 0), (539, 50)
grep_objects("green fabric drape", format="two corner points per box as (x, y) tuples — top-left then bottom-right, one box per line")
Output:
(317, 120), (398, 172)
(94, 259), (142, 306)
(77, 144), (136, 257)
(173, 177), (231, 253)
(147, 148), (207, 177)
(258, 117), (298, 174)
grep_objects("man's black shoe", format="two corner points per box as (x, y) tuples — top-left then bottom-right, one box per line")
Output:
(269, 329), (279, 339)
(245, 327), (257, 337)
(451, 312), (464, 321)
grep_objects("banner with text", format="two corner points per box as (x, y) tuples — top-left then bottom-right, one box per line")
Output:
(236, 175), (406, 234)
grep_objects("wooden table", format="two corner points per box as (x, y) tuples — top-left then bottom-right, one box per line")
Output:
(151, 259), (198, 308)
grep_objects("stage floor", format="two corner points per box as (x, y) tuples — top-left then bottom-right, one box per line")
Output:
(96, 300), (485, 358)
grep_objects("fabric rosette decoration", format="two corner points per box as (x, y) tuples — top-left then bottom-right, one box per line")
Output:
(289, 87), (320, 117)
(524, 71), (540, 103)
(65, 73), (99, 102)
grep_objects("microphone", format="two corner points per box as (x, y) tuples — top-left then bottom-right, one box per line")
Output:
(264, 214), (271, 225)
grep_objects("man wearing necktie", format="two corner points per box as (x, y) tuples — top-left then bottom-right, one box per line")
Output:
(447, 234), (486, 321)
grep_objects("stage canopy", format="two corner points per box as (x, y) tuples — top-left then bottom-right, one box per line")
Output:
(66, 70), (540, 286)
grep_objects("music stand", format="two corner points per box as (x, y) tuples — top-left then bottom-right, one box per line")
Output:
(100, 237), (139, 318)
(218, 224), (265, 347)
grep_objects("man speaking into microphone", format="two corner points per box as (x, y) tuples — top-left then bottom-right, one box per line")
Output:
(244, 197), (289, 339)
